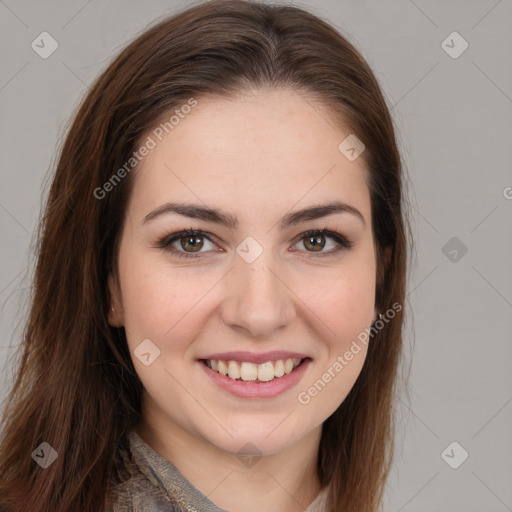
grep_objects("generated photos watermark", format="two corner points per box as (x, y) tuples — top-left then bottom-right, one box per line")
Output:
(297, 301), (402, 405)
(93, 97), (198, 200)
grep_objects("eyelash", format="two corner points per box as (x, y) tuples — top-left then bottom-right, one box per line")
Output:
(155, 227), (354, 259)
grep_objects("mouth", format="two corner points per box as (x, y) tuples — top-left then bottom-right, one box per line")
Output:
(200, 357), (308, 383)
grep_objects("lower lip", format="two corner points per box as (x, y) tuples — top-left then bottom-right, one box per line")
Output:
(198, 359), (311, 399)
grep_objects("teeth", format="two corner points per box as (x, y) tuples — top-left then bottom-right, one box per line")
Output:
(240, 362), (258, 381)
(257, 362), (274, 382)
(218, 360), (228, 376)
(274, 359), (285, 377)
(205, 358), (303, 382)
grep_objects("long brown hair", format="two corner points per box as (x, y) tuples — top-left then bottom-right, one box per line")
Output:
(0, 1), (410, 510)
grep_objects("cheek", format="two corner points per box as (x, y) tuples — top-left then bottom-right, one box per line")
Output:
(121, 267), (203, 345)
(323, 270), (375, 340)
(119, 237), (376, 352)
(118, 243), (221, 366)
(295, 251), (375, 410)
(296, 275), (373, 418)
(307, 271), (373, 370)
(298, 251), (376, 347)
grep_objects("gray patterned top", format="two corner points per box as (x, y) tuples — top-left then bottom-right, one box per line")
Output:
(110, 430), (329, 511)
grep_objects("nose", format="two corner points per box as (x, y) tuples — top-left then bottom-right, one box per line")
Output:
(220, 250), (296, 339)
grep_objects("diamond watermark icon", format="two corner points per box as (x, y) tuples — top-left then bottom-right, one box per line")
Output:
(236, 236), (263, 264)
(441, 441), (469, 469)
(31, 32), (59, 59)
(134, 338), (161, 366)
(236, 442), (263, 468)
(442, 236), (468, 263)
(338, 134), (365, 161)
(31, 442), (58, 469)
(441, 31), (468, 59)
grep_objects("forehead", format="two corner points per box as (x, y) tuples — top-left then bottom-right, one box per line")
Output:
(129, 89), (371, 226)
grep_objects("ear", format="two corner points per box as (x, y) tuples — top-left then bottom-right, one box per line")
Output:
(108, 274), (124, 327)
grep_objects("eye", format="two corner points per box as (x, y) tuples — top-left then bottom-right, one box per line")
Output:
(155, 228), (354, 259)
(156, 229), (219, 258)
(292, 229), (354, 256)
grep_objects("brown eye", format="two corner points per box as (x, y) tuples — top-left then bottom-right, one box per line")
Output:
(157, 229), (218, 258)
(295, 229), (354, 256)
(303, 234), (326, 252)
(157, 228), (353, 260)
(180, 235), (204, 252)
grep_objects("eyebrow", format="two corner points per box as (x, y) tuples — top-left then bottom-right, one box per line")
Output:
(142, 200), (366, 229)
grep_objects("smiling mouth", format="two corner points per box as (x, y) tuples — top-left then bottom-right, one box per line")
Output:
(201, 358), (308, 383)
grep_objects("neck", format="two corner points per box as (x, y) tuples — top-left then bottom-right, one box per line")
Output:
(135, 410), (323, 512)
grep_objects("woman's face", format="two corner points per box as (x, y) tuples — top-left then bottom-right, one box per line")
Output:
(110, 88), (377, 456)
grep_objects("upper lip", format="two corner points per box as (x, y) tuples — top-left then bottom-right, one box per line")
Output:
(199, 351), (310, 364)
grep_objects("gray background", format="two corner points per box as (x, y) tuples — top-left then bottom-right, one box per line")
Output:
(1, 0), (511, 510)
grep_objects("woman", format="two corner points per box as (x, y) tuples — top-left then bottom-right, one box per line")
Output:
(0, 0), (410, 510)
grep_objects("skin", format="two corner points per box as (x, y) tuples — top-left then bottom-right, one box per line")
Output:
(109, 88), (378, 512)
